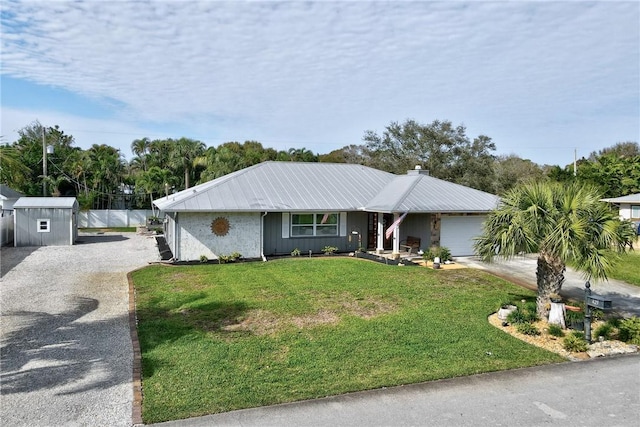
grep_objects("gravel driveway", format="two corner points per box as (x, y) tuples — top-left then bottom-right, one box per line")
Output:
(1, 232), (159, 427)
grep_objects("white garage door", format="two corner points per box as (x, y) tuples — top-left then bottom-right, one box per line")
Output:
(440, 215), (486, 256)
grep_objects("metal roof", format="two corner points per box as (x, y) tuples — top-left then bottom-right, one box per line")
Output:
(154, 162), (393, 212)
(363, 170), (501, 213)
(13, 197), (79, 209)
(0, 184), (24, 200)
(154, 162), (500, 213)
(601, 193), (640, 204)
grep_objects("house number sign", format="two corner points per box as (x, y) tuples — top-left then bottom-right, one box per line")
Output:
(211, 217), (230, 236)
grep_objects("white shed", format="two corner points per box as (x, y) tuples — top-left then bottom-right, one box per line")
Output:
(13, 197), (79, 246)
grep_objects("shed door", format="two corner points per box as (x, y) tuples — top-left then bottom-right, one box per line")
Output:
(440, 215), (486, 256)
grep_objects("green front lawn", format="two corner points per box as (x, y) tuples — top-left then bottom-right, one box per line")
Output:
(608, 249), (640, 286)
(133, 258), (564, 423)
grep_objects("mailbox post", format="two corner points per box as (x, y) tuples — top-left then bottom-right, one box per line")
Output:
(584, 281), (613, 343)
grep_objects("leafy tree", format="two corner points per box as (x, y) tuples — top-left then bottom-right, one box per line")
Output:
(493, 154), (545, 195)
(589, 141), (639, 160)
(363, 119), (496, 192)
(475, 181), (635, 318)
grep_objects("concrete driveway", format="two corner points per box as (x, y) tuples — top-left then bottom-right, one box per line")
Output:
(456, 254), (640, 317)
(1, 232), (159, 427)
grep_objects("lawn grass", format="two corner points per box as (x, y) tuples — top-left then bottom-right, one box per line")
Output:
(607, 249), (640, 286)
(133, 258), (565, 423)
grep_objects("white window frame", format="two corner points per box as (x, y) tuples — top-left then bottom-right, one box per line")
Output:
(290, 213), (339, 237)
(37, 218), (51, 233)
(631, 205), (640, 219)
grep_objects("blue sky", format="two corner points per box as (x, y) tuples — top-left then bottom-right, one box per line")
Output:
(1, 0), (638, 166)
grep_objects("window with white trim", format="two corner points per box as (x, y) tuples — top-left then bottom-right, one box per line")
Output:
(632, 205), (640, 219)
(291, 213), (338, 237)
(37, 219), (51, 233)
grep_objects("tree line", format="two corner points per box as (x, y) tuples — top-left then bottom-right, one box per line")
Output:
(1, 119), (638, 210)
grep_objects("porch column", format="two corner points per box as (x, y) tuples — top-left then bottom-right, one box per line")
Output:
(391, 212), (400, 258)
(376, 213), (384, 254)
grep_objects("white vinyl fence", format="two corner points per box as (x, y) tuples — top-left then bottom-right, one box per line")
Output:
(78, 210), (155, 228)
(1, 214), (14, 246)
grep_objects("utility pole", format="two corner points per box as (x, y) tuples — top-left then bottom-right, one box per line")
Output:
(42, 126), (47, 196)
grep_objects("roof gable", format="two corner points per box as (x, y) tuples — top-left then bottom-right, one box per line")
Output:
(0, 184), (24, 200)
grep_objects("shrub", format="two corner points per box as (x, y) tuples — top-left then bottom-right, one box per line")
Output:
(422, 246), (452, 262)
(291, 248), (301, 257)
(506, 309), (527, 324)
(199, 255), (208, 263)
(230, 252), (242, 260)
(594, 323), (615, 340)
(322, 246), (338, 255)
(516, 322), (540, 336)
(618, 317), (640, 345)
(547, 324), (565, 337)
(563, 332), (588, 352)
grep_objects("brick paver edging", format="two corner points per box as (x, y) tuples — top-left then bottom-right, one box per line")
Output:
(127, 270), (144, 426)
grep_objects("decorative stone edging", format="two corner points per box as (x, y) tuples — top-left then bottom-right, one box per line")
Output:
(128, 270), (143, 426)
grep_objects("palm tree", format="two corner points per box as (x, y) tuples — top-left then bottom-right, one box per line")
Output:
(0, 144), (31, 186)
(170, 138), (205, 189)
(474, 181), (635, 318)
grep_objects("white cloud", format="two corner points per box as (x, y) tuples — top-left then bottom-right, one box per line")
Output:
(1, 0), (638, 164)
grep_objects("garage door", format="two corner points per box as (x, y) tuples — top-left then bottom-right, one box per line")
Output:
(440, 215), (486, 256)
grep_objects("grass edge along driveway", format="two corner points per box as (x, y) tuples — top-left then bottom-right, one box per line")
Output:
(133, 258), (564, 424)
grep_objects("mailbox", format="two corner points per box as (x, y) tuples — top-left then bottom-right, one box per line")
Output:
(586, 294), (612, 310)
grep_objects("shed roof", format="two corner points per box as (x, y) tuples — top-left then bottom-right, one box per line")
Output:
(0, 184), (24, 200)
(601, 193), (640, 204)
(13, 197), (78, 209)
(154, 161), (500, 213)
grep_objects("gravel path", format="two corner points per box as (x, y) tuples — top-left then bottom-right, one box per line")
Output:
(1, 232), (159, 427)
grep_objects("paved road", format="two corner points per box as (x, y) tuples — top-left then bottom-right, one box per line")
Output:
(1, 232), (158, 427)
(152, 354), (640, 427)
(457, 255), (640, 318)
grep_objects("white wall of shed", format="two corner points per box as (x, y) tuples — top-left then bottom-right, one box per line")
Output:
(177, 212), (261, 261)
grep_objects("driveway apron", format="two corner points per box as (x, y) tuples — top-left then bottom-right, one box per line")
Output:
(456, 255), (640, 317)
(1, 232), (158, 427)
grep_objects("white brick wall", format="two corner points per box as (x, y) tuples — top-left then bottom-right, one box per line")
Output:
(178, 212), (261, 261)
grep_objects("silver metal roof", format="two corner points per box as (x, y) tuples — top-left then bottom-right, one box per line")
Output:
(154, 161), (500, 213)
(601, 193), (640, 204)
(363, 170), (500, 213)
(154, 162), (393, 212)
(13, 197), (79, 209)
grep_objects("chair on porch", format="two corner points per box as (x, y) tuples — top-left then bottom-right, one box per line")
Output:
(400, 236), (421, 256)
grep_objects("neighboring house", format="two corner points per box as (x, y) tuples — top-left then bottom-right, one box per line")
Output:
(13, 197), (79, 246)
(154, 162), (500, 262)
(601, 193), (640, 234)
(1, 185), (23, 246)
(1, 184), (24, 215)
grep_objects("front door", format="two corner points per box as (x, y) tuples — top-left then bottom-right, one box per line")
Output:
(367, 213), (394, 250)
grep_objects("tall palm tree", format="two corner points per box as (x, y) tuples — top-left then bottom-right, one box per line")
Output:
(0, 144), (31, 186)
(474, 181), (635, 318)
(170, 138), (205, 189)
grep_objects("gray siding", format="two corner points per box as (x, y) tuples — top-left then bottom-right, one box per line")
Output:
(263, 212), (369, 256)
(399, 213), (431, 251)
(15, 207), (76, 246)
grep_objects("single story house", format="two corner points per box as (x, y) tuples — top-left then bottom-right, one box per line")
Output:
(153, 162), (501, 262)
(13, 197), (79, 246)
(1, 184), (24, 215)
(601, 193), (640, 234)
